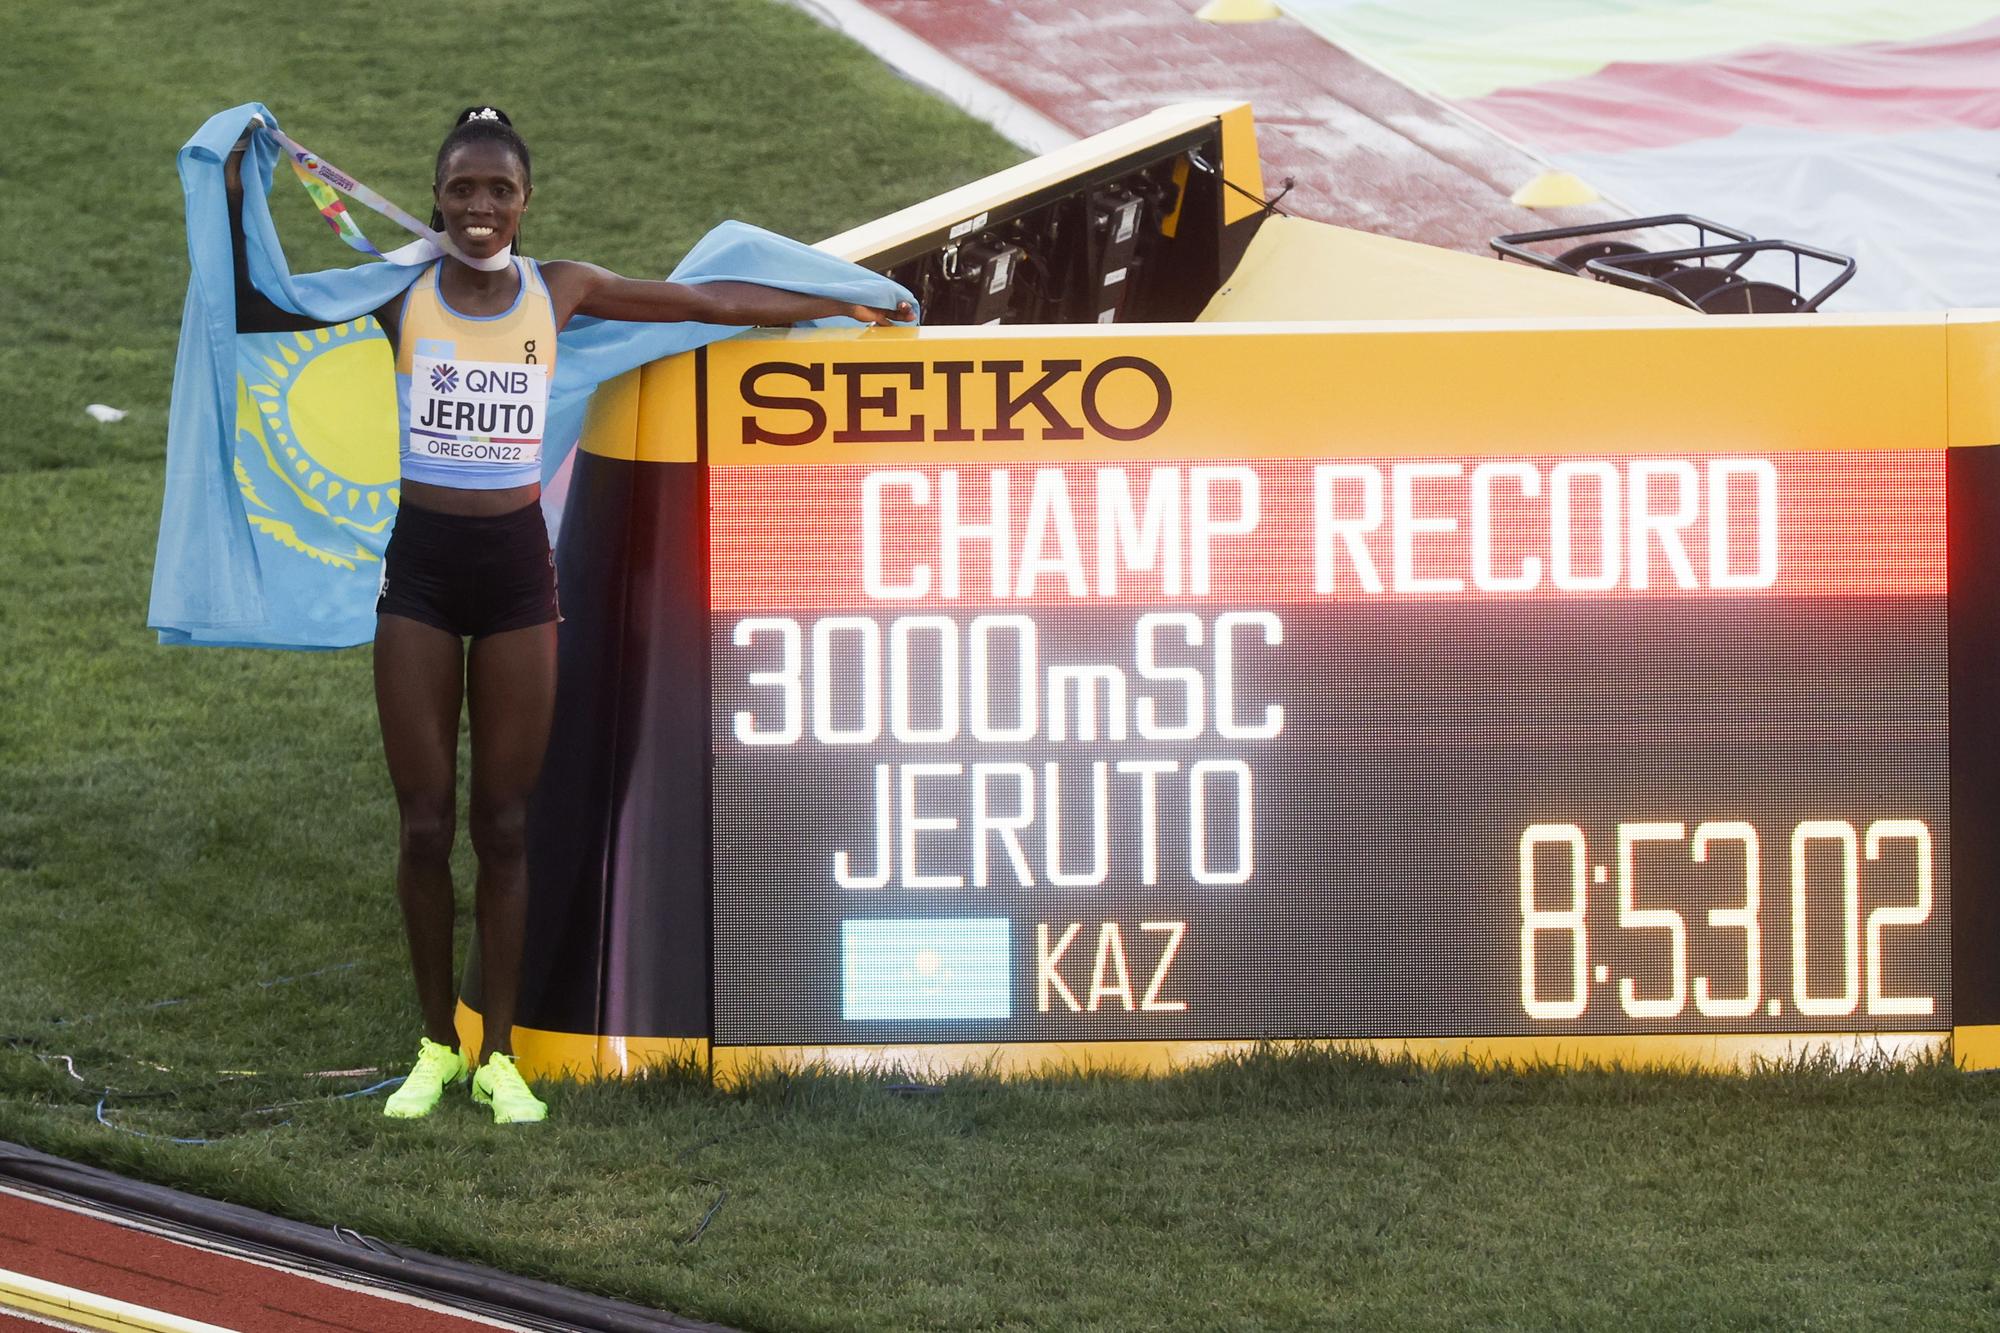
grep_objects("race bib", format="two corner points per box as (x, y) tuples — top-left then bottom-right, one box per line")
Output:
(407, 354), (548, 470)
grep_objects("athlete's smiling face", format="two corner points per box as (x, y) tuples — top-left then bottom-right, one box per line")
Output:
(435, 140), (531, 260)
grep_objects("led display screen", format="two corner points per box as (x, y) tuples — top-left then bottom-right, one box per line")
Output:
(707, 367), (1950, 1048)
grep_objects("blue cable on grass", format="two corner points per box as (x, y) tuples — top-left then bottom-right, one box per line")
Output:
(53, 961), (366, 1027)
(280, 1076), (405, 1107)
(94, 1097), (225, 1146)
(93, 1076), (405, 1146)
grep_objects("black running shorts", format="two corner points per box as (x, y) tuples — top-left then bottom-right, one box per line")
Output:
(376, 500), (559, 639)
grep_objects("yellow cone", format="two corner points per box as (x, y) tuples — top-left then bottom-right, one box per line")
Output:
(1510, 170), (1600, 208)
(1196, 0), (1282, 22)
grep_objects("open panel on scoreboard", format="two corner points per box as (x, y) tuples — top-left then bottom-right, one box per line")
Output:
(819, 101), (1271, 326)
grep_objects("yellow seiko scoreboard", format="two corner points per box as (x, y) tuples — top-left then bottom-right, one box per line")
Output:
(460, 104), (2000, 1081)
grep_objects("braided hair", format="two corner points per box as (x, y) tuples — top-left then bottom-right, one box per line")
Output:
(429, 105), (532, 251)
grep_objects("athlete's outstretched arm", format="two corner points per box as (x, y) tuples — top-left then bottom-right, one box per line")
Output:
(542, 261), (912, 330)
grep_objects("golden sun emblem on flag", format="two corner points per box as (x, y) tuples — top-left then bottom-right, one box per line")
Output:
(234, 318), (399, 570)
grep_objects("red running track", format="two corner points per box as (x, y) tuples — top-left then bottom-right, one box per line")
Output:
(0, 1187), (520, 1332)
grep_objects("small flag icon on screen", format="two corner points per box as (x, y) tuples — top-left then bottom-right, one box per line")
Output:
(842, 918), (1011, 1021)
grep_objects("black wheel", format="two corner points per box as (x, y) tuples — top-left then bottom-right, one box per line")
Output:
(1659, 265), (1741, 302)
(1555, 239), (1651, 275)
(1700, 281), (1806, 314)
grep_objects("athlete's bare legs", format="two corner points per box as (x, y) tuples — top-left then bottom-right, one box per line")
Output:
(374, 612), (467, 1049)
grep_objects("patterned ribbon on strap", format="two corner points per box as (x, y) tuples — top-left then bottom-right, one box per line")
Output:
(260, 121), (513, 273)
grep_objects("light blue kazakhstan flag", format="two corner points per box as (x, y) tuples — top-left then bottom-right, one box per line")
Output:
(151, 101), (915, 649)
(217, 321), (399, 647)
(842, 918), (1012, 1021)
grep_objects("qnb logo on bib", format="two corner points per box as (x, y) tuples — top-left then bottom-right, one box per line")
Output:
(408, 353), (548, 468)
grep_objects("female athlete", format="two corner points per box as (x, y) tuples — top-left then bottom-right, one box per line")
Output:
(227, 106), (909, 1123)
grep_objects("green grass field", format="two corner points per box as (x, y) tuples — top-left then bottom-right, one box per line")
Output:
(5, 2), (2000, 1329)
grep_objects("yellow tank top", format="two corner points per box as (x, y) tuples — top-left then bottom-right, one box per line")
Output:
(394, 258), (558, 489)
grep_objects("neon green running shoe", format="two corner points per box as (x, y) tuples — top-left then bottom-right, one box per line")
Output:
(383, 1037), (467, 1119)
(471, 1052), (548, 1124)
